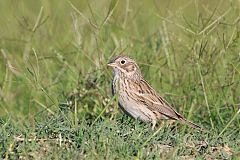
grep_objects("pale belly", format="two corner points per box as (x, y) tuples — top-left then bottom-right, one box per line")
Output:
(118, 92), (153, 122)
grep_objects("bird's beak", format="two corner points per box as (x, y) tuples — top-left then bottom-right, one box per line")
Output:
(107, 63), (116, 67)
(107, 61), (116, 68)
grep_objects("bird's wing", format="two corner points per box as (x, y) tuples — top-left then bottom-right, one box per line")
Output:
(132, 79), (184, 120)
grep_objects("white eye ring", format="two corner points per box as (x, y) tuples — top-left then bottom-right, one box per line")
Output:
(120, 60), (126, 65)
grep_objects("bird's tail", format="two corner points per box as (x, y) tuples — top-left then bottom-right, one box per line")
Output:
(180, 117), (201, 129)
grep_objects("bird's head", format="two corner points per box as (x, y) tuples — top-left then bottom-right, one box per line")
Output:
(107, 55), (141, 79)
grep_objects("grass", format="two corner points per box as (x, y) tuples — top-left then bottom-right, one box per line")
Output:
(0, 0), (240, 159)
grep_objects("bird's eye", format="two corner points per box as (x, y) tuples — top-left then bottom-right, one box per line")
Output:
(120, 60), (126, 65)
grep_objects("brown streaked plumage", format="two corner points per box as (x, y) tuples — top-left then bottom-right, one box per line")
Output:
(107, 55), (200, 130)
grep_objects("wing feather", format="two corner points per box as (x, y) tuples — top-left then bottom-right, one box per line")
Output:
(133, 79), (183, 120)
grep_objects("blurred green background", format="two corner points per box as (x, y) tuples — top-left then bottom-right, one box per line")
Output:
(0, 0), (240, 159)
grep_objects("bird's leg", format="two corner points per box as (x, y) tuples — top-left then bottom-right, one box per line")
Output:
(151, 120), (156, 130)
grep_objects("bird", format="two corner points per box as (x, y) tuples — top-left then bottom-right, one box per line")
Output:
(107, 55), (201, 130)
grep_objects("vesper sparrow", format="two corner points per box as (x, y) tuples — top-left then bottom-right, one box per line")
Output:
(107, 55), (200, 130)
